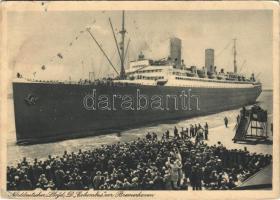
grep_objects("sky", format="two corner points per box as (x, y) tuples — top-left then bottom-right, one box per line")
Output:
(7, 9), (273, 88)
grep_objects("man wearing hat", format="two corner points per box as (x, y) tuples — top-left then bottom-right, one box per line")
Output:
(195, 163), (202, 190)
(92, 171), (103, 190)
(18, 174), (33, 190)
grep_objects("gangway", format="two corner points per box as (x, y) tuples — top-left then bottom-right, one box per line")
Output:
(233, 105), (269, 144)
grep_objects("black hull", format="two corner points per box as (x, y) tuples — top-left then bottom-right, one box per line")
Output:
(12, 82), (262, 145)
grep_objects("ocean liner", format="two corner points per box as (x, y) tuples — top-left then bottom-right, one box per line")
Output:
(13, 11), (262, 144)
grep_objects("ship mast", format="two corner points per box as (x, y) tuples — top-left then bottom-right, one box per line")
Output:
(87, 11), (127, 79)
(87, 29), (120, 75)
(119, 11), (126, 79)
(233, 38), (237, 73)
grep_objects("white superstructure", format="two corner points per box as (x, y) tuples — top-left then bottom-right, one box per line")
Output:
(115, 55), (260, 89)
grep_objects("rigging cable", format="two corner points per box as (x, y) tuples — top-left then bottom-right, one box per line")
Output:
(215, 40), (232, 59)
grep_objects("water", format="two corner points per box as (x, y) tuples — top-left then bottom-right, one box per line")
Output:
(6, 90), (273, 166)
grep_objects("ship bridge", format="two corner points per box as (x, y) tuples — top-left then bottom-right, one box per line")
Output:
(124, 59), (171, 85)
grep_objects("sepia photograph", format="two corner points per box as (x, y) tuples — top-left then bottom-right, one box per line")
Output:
(0, 1), (279, 199)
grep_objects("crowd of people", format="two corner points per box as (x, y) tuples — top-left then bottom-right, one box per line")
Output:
(7, 124), (271, 191)
(164, 123), (209, 142)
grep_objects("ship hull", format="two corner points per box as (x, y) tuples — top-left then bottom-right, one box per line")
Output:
(13, 82), (262, 144)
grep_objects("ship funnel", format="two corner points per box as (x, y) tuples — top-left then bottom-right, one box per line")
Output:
(205, 49), (215, 73)
(170, 37), (182, 68)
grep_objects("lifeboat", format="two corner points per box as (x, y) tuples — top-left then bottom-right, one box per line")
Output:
(197, 69), (206, 78)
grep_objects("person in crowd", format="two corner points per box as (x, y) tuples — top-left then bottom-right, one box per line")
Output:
(185, 127), (189, 138)
(167, 157), (179, 189)
(175, 159), (183, 187)
(152, 132), (157, 141)
(92, 171), (103, 190)
(36, 174), (48, 190)
(224, 117), (229, 128)
(241, 106), (247, 118)
(146, 132), (152, 140)
(18, 175), (33, 190)
(237, 115), (240, 123)
(190, 164), (196, 190)
(205, 122), (208, 130)
(194, 124), (198, 136)
(183, 158), (192, 182)
(204, 128), (209, 140)
(180, 178), (188, 190)
(7, 127), (271, 191)
(180, 128), (185, 139)
(165, 130), (170, 139)
(174, 126), (179, 138)
(194, 163), (202, 190)
(190, 125), (194, 138)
